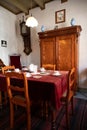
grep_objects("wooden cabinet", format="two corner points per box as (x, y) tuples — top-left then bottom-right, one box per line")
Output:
(38, 25), (82, 86)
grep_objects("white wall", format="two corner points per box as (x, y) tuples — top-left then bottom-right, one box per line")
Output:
(0, 0), (87, 88)
(0, 6), (20, 65)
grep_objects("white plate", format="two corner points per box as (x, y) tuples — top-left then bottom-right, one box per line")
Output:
(31, 72), (40, 75)
(22, 68), (28, 71)
(33, 75), (42, 79)
(25, 73), (31, 77)
(40, 72), (50, 75)
(6, 70), (11, 72)
(52, 73), (61, 76)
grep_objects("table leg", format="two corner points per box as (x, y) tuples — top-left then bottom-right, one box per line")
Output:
(41, 101), (44, 118)
(0, 91), (2, 108)
(51, 110), (56, 130)
(45, 101), (48, 119)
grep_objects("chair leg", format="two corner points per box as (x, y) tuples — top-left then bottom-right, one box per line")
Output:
(4, 92), (8, 105)
(0, 92), (2, 108)
(71, 97), (74, 115)
(10, 103), (14, 128)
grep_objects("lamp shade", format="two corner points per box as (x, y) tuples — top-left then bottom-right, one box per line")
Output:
(26, 16), (38, 27)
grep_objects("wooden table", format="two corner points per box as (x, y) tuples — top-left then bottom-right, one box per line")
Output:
(0, 70), (69, 130)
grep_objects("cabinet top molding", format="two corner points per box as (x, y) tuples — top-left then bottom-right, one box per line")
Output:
(38, 25), (82, 38)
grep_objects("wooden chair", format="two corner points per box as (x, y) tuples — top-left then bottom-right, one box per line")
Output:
(9, 55), (21, 69)
(5, 71), (31, 130)
(42, 64), (56, 70)
(60, 67), (75, 130)
(41, 64), (56, 118)
(1, 66), (15, 106)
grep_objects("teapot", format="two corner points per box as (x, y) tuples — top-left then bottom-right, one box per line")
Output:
(29, 64), (38, 73)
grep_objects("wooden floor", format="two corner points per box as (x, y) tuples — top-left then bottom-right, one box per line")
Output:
(74, 91), (87, 100)
(0, 92), (87, 130)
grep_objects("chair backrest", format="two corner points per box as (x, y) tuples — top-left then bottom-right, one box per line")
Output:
(0, 59), (5, 67)
(9, 55), (21, 69)
(5, 71), (30, 107)
(42, 64), (56, 70)
(2, 65), (15, 74)
(67, 67), (76, 99)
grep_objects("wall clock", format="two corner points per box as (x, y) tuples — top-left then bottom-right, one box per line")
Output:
(20, 17), (32, 55)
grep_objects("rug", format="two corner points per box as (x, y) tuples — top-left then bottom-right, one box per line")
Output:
(0, 97), (87, 130)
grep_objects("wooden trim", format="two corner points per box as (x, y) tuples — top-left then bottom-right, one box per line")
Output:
(38, 26), (82, 39)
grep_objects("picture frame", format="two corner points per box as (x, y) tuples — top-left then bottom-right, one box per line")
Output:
(55, 9), (65, 23)
(1, 40), (7, 47)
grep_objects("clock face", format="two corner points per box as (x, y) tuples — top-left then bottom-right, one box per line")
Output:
(20, 22), (27, 35)
(20, 21), (30, 36)
(21, 23), (27, 34)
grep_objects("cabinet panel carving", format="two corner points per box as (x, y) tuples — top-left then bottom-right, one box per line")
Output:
(40, 38), (56, 66)
(56, 35), (75, 70)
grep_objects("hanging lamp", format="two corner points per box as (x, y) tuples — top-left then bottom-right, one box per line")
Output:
(26, 14), (38, 27)
(25, 0), (38, 27)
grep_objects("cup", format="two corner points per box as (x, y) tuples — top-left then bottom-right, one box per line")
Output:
(54, 71), (60, 75)
(33, 65), (38, 73)
(15, 68), (20, 72)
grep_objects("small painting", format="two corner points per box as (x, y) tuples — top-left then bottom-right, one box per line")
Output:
(1, 40), (7, 47)
(55, 9), (65, 24)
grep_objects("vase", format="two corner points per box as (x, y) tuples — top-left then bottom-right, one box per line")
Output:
(41, 25), (45, 32)
(70, 18), (75, 26)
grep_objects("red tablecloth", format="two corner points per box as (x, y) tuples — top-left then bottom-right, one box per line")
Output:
(0, 71), (68, 110)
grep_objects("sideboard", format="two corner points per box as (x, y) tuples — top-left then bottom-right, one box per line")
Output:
(38, 25), (82, 88)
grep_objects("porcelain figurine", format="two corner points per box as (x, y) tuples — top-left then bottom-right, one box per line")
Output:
(70, 18), (76, 26)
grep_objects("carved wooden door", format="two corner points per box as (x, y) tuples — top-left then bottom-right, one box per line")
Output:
(56, 35), (76, 70)
(40, 37), (56, 67)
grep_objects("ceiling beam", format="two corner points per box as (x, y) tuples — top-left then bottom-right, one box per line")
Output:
(61, 0), (68, 3)
(34, 0), (45, 9)
(6, 0), (29, 14)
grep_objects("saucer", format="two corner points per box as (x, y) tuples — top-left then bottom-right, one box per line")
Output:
(40, 72), (50, 75)
(33, 75), (42, 79)
(52, 72), (61, 76)
(25, 72), (31, 77)
(52, 73), (61, 76)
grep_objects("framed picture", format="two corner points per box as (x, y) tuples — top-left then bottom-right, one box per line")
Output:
(1, 40), (7, 47)
(55, 9), (65, 23)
